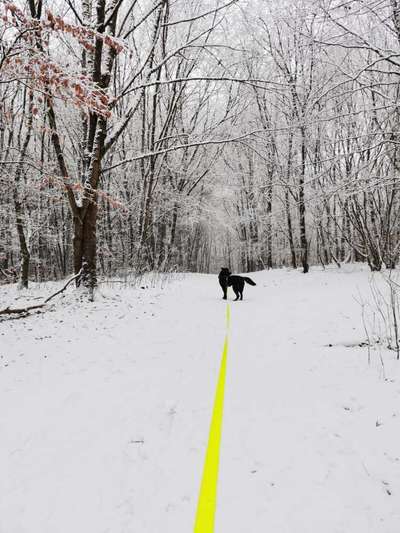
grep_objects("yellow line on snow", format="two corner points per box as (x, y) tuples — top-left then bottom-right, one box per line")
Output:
(194, 304), (230, 533)
(226, 303), (230, 330)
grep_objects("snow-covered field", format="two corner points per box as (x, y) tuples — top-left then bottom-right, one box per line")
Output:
(1, 266), (400, 533)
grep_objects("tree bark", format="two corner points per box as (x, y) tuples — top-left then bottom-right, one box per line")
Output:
(299, 125), (309, 273)
(285, 130), (297, 269)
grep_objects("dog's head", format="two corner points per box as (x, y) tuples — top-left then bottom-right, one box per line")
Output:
(220, 267), (231, 277)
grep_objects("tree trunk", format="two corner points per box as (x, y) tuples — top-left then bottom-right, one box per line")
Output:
(285, 130), (297, 269)
(265, 167), (273, 269)
(72, 198), (98, 296)
(299, 126), (309, 273)
(14, 198), (30, 289)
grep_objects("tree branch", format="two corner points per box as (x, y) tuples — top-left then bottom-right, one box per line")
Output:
(0, 270), (82, 317)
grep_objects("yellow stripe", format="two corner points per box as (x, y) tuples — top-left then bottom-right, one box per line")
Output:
(194, 304), (230, 533)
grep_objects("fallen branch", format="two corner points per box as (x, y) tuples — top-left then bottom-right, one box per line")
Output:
(0, 269), (82, 317)
(0, 303), (45, 316)
(44, 269), (82, 303)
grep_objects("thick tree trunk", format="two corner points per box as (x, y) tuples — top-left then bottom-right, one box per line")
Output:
(72, 198), (98, 295)
(73, 213), (84, 280)
(82, 200), (98, 290)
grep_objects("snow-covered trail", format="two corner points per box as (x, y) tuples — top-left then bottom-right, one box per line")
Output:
(219, 270), (400, 532)
(1, 267), (400, 532)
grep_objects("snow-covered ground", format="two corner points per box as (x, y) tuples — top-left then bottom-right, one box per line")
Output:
(1, 265), (400, 533)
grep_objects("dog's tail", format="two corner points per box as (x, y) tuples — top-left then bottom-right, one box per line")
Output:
(243, 277), (256, 286)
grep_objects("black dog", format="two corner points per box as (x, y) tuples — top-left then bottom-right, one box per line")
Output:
(218, 267), (256, 301)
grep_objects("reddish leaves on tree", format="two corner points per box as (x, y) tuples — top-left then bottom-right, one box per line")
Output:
(1, 2), (124, 118)
(46, 11), (124, 54)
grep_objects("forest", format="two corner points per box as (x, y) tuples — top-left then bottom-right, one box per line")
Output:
(1, 0), (400, 295)
(3, 2), (400, 530)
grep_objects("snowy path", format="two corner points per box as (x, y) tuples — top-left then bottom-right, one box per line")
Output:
(1, 267), (400, 532)
(219, 270), (400, 532)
